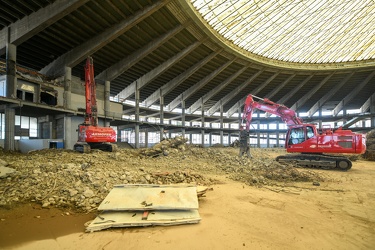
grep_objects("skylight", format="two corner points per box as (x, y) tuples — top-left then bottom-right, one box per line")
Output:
(190, 0), (375, 63)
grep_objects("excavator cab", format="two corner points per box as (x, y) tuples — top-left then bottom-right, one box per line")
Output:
(286, 124), (317, 146)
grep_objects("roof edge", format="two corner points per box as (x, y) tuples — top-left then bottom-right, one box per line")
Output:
(176, 0), (375, 71)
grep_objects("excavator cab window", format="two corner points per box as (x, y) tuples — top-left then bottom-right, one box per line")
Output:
(289, 128), (305, 144)
(306, 126), (314, 139)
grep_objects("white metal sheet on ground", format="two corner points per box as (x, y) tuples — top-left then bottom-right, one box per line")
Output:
(98, 184), (199, 211)
(86, 210), (201, 232)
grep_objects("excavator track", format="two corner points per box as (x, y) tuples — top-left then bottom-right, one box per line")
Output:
(276, 154), (352, 171)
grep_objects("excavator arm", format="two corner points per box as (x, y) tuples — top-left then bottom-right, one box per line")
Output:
(84, 57), (98, 127)
(242, 94), (303, 130)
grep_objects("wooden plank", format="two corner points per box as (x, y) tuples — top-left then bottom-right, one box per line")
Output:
(98, 184), (199, 211)
(85, 210), (201, 232)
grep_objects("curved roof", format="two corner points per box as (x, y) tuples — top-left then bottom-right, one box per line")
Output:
(191, 0), (375, 63)
(0, 0), (374, 124)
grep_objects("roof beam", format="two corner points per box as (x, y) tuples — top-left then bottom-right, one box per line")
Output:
(226, 101), (242, 118)
(209, 69), (263, 115)
(265, 74), (295, 100)
(277, 75), (314, 106)
(40, 0), (168, 77)
(115, 41), (201, 102)
(291, 73), (334, 111)
(142, 50), (220, 107)
(189, 63), (246, 113)
(0, 0), (89, 55)
(308, 72), (354, 117)
(226, 71), (279, 117)
(333, 71), (375, 116)
(167, 58), (235, 111)
(96, 24), (185, 82)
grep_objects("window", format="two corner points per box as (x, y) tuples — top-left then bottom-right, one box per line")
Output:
(289, 127), (305, 144)
(306, 126), (314, 138)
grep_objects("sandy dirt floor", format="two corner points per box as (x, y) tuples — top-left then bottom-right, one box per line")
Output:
(1, 155), (375, 250)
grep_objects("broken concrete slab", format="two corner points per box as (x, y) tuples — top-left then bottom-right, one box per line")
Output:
(86, 184), (203, 232)
(98, 184), (199, 211)
(86, 209), (201, 232)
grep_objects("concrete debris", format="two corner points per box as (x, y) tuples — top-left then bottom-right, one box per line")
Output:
(364, 129), (375, 161)
(139, 136), (188, 157)
(0, 138), (325, 212)
(0, 166), (16, 179)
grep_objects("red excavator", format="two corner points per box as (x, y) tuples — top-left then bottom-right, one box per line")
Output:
(242, 94), (366, 170)
(73, 57), (117, 153)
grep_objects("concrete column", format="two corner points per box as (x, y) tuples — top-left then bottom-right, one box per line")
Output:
(370, 95), (375, 127)
(201, 98), (205, 147)
(64, 115), (72, 149)
(238, 103), (242, 125)
(64, 67), (72, 109)
(145, 130), (148, 148)
(135, 83), (140, 148)
(6, 42), (17, 98)
(276, 121), (280, 147)
(51, 115), (56, 139)
(257, 120), (260, 148)
(220, 101), (224, 145)
(159, 90), (164, 140)
(319, 108), (323, 129)
(341, 109), (347, 126)
(266, 123), (269, 148)
(104, 80), (110, 127)
(4, 106), (15, 151)
(181, 97), (186, 137)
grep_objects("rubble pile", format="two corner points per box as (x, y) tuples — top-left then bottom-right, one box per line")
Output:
(0, 138), (326, 212)
(139, 136), (188, 157)
(364, 129), (375, 161)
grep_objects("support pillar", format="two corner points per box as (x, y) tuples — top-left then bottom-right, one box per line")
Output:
(135, 83), (140, 148)
(238, 103), (242, 125)
(201, 98), (205, 147)
(64, 67), (72, 109)
(319, 108), (323, 129)
(104, 80), (110, 127)
(181, 97), (186, 138)
(371, 95), (375, 127)
(64, 115), (72, 149)
(6, 42), (17, 98)
(276, 121), (280, 147)
(145, 130), (148, 148)
(266, 123), (270, 148)
(159, 90), (164, 140)
(4, 106), (15, 151)
(220, 101), (224, 145)
(256, 120), (260, 148)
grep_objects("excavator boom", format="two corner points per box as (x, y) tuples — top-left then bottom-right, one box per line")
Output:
(242, 94), (303, 130)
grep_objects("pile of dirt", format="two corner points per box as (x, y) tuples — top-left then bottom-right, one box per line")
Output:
(364, 129), (375, 161)
(0, 138), (325, 212)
